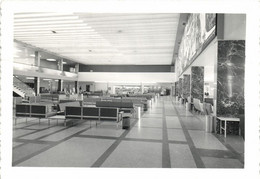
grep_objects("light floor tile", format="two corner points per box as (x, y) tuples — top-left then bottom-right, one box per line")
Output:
(188, 130), (228, 151)
(166, 116), (182, 128)
(201, 157), (243, 168)
(181, 117), (204, 130)
(17, 137), (115, 167)
(167, 129), (186, 141)
(134, 118), (162, 128)
(169, 143), (196, 168)
(125, 127), (162, 140)
(101, 141), (162, 168)
(13, 143), (48, 164)
(20, 126), (66, 140)
(13, 142), (23, 147)
(40, 125), (89, 142)
(81, 126), (124, 137)
(142, 113), (162, 118)
(13, 129), (35, 138)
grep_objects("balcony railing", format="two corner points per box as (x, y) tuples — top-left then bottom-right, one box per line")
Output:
(13, 62), (78, 80)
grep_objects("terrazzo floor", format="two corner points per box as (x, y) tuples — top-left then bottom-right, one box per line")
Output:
(12, 96), (244, 168)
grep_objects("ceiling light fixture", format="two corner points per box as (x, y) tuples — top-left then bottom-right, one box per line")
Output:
(62, 61), (67, 64)
(26, 77), (35, 80)
(46, 58), (56, 61)
(15, 20), (85, 26)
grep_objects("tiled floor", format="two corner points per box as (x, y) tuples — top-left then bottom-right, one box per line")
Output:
(12, 96), (244, 168)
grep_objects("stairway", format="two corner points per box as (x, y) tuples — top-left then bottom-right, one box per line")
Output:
(13, 76), (35, 98)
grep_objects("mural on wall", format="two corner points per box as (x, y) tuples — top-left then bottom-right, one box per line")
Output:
(191, 66), (204, 102)
(183, 74), (191, 98)
(176, 13), (216, 77)
(178, 78), (183, 97)
(216, 40), (245, 135)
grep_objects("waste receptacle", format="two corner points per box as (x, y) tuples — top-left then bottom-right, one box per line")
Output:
(134, 107), (141, 119)
(186, 102), (191, 111)
(205, 115), (213, 132)
(122, 117), (130, 129)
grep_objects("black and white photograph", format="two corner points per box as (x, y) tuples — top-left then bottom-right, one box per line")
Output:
(0, 0), (259, 179)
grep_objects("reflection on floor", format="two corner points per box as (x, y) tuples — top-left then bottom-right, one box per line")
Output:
(12, 96), (244, 168)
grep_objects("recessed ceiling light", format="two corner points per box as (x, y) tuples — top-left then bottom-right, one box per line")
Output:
(46, 58), (56, 61)
(43, 78), (51, 81)
(26, 77), (34, 80)
(30, 54), (35, 57)
(62, 61), (67, 64)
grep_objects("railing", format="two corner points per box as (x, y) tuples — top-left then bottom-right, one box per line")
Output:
(13, 76), (35, 97)
(13, 62), (78, 80)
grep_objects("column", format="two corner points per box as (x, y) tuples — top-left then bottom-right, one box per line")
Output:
(191, 66), (204, 102)
(216, 40), (245, 136)
(75, 81), (78, 94)
(34, 51), (40, 66)
(183, 74), (191, 99)
(58, 79), (63, 92)
(34, 77), (40, 95)
(141, 82), (144, 94)
(34, 52), (40, 95)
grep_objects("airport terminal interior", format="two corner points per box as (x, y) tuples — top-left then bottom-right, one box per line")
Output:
(10, 13), (245, 168)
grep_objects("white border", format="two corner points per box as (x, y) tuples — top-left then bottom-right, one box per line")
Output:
(1, 0), (259, 179)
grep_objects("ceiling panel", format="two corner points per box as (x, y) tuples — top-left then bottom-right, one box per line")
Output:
(14, 13), (180, 65)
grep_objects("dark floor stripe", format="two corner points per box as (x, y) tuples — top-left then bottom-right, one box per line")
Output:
(91, 118), (139, 167)
(213, 134), (244, 164)
(12, 123), (92, 166)
(162, 102), (171, 168)
(172, 102), (205, 168)
(197, 148), (241, 160)
(76, 135), (118, 140)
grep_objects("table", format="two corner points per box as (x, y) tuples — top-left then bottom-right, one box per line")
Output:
(218, 117), (240, 138)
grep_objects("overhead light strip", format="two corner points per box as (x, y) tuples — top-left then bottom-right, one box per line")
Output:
(14, 23), (89, 28)
(14, 19), (85, 25)
(14, 16), (80, 22)
(14, 12), (75, 18)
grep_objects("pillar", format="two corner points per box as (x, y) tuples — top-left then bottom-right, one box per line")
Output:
(183, 74), (191, 99)
(34, 51), (40, 66)
(34, 77), (40, 95)
(216, 40), (245, 136)
(58, 79), (63, 92)
(191, 66), (204, 102)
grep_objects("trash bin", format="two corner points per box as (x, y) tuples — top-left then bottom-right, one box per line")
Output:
(147, 99), (152, 108)
(186, 102), (191, 111)
(122, 117), (130, 129)
(205, 115), (213, 132)
(134, 107), (141, 119)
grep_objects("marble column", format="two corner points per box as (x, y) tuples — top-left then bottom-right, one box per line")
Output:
(175, 82), (179, 96)
(191, 66), (204, 102)
(183, 74), (191, 99)
(178, 78), (183, 97)
(216, 40), (245, 135)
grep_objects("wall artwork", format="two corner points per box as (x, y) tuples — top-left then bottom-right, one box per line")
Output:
(216, 40), (245, 135)
(183, 74), (191, 98)
(191, 66), (204, 102)
(176, 13), (216, 77)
